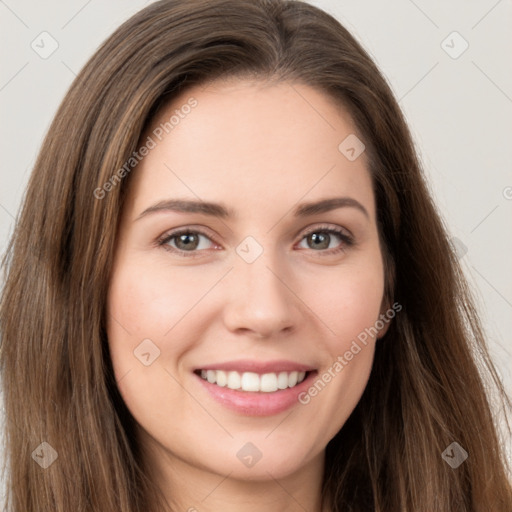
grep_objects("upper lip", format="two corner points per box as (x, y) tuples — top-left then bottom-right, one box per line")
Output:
(196, 359), (316, 374)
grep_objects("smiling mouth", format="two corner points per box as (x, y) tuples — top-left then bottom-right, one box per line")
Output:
(194, 369), (310, 393)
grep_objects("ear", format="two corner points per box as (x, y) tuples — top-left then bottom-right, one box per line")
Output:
(377, 317), (390, 339)
(376, 297), (392, 339)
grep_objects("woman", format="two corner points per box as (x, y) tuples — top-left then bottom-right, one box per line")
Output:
(1, 0), (510, 511)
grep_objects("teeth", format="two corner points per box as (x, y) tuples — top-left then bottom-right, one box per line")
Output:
(260, 373), (278, 392)
(227, 371), (241, 389)
(277, 372), (289, 389)
(199, 369), (308, 392)
(216, 370), (227, 387)
(241, 372), (260, 392)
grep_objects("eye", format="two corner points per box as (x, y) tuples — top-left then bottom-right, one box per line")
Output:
(158, 228), (217, 257)
(297, 224), (354, 255)
(157, 224), (354, 258)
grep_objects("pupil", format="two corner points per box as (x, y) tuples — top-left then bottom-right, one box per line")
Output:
(310, 233), (329, 249)
(178, 233), (197, 250)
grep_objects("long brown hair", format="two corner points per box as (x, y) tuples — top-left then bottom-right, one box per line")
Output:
(1, 1), (511, 510)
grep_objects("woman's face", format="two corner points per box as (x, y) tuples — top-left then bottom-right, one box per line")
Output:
(107, 78), (389, 484)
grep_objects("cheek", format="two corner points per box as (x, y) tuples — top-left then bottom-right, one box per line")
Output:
(106, 254), (210, 347)
(110, 264), (170, 322)
(105, 258), (203, 438)
(105, 256), (199, 392)
(293, 260), (384, 428)
(306, 261), (385, 349)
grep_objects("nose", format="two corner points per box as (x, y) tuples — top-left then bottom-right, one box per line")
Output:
(222, 250), (301, 339)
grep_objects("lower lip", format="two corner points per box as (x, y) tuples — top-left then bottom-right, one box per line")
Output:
(194, 371), (317, 416)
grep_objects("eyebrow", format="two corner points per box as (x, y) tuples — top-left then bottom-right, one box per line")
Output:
(135, 196), (369, 221)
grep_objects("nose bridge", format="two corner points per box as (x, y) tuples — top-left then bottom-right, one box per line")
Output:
(235, 235), (287, 301)
(224, 235), (297, 336)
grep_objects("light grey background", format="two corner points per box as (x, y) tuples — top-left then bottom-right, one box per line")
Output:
(1, 0), (511, 490)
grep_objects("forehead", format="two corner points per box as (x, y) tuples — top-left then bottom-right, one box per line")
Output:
(125, 79), (375, 222)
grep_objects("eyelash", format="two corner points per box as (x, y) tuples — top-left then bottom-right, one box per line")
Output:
(156, 224), (355, 259)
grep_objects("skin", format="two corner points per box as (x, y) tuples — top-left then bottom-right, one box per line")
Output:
(106, 77), (390, 512)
